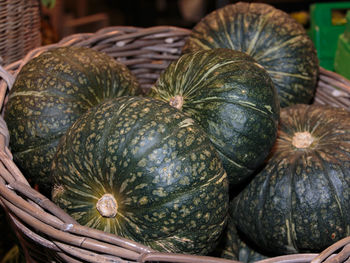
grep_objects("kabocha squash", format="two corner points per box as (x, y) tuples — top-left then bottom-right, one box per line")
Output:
(182, 2), (319, 107)
(232, 104), (350, 255)
(150, 48), (280, 185)
(51, 96), (229, 255)
(4, 46), (139, 192)
(215, 215), (268, 262)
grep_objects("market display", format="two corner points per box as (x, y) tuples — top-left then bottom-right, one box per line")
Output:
(182, 2), (319, 107)
(151, 48), (280, 185)
(51, 96), (229, 255)
(1, 1), (349, 262)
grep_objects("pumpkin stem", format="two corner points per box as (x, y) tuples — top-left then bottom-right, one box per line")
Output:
(292, 131), (314, 149)
(96, 194), (118, 218)
(169, 95), (184, 110)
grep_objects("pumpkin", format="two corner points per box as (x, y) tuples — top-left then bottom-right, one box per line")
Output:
(182, 2), (319, 107)
(232, 104), (350, 255)
(215, 214), (268, 262)
(4, 46), (139, 192)
(51, 96), (229, 255)
(150, 48), (280, 185)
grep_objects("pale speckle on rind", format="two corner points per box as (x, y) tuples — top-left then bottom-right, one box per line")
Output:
(6, 46), (139, 188)
(52, 96), (229, 255)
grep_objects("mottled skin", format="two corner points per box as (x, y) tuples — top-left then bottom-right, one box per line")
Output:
(51, 96), (229, 255)
(151, 48), (280, 185)
(182, 2), (319, 107)
(232, 104), (350, 255)
(5, 46), (139, 191)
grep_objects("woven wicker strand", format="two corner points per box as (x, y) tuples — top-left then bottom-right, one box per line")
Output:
(0, 0), (41, 66)
(0, 26), (349, 263)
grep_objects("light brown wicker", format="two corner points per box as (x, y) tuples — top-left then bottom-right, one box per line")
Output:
(0, 0), (41, 66)
(0, 26), (349, 263)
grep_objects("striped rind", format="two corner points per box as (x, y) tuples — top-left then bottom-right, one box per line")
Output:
(5, 46), (139, 191)
(151, 48), (280, 185)
(51, 96), (229, 255)
(182, 2), (319, 107)
(232, 104), (350, 255)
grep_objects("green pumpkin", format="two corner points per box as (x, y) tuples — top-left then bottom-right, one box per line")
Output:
(232, 104), (350, 255)
(5, 46), (139, 192)
(150, 48), (280, 185)
(182, 2), (319, 107)
(215, 214), (268, 262)
(51, 96), (229, 255)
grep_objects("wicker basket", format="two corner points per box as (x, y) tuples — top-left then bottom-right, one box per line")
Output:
(0, 26), (350, 263)
(0, 0), (41, 66)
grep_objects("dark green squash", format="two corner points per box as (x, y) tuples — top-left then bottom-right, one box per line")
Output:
(5, 46), (139, 192)
(51, 96), (229, 255)
(215, 214), (268, 262)
(182, 2), (319, 107)
(150, 48), (280, 185)
(232, 104), (350, 255)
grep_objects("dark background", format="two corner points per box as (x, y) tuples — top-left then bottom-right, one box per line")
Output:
(41, 0), (350, 43)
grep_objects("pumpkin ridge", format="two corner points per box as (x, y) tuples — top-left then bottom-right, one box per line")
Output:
(313, 150), (347, 233)
(254, 35), (307, 62)
(245, 4), (273, 56)
(233, 100), (276, 117)
(286, 156), (299, 253)
(10, 89), (96, 107)
(9, 90), (52, 99)
(255, 158), (276, 251)
(216, 9), (236, 50)
(214, 147), (249, 171)
(181, 61), (250, 99)
(185, 94), (277, 120)
(267, 70), (313, 81)
(172, 52), (195, 94)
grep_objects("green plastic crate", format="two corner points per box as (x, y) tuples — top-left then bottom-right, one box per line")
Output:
(334, 10), (350, 79)
(310, 2), (350, 71)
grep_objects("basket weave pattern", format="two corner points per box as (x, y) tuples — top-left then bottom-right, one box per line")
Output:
(0, 0), (41, 66)
(0, 26), (350, 263)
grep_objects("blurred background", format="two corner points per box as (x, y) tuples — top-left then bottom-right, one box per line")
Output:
(39, 0), (350, 73)
(40, 0), (349, 43)
(2, 0), (350, 71)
